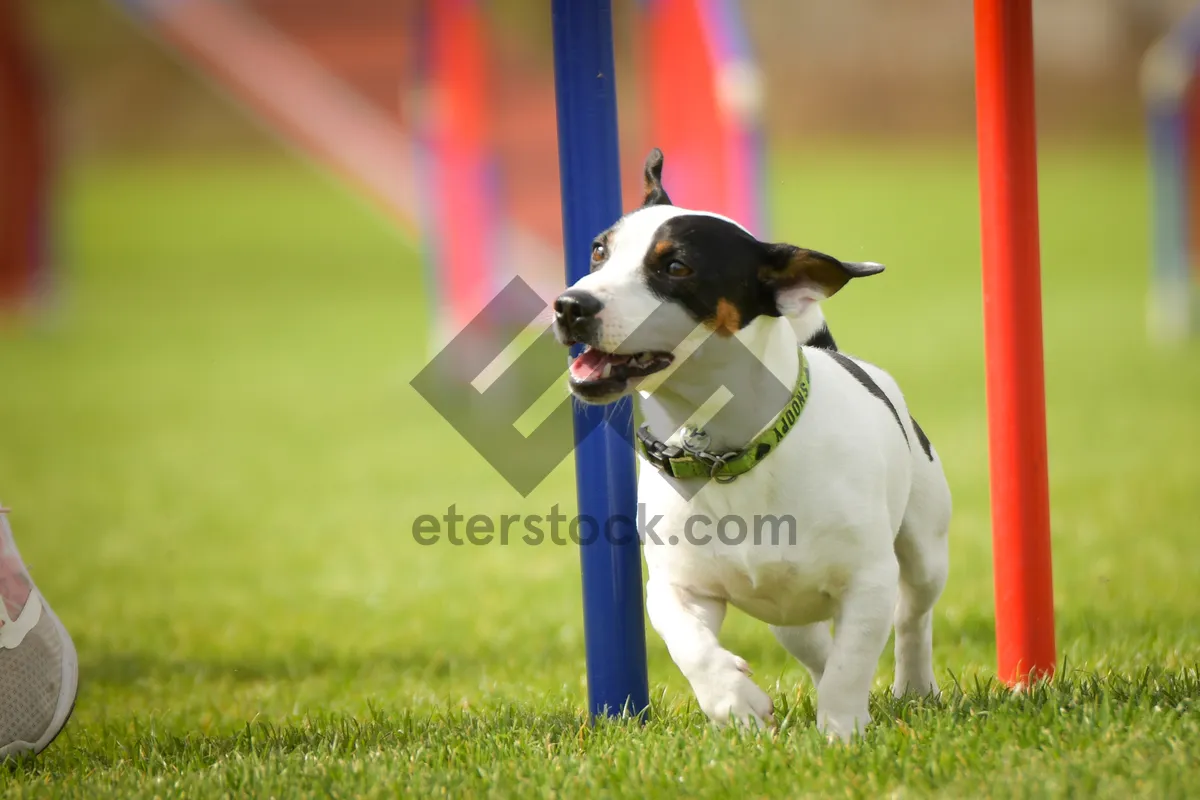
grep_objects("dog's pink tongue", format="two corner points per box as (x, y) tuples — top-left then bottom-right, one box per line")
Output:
(570, 348), (620, 381)
(571, 347), (628, 381)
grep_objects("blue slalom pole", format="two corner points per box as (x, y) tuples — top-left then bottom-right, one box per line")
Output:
(550, 0), (650, 719)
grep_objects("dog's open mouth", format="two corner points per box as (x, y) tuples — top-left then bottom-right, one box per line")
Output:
(568, 346), (674, 397)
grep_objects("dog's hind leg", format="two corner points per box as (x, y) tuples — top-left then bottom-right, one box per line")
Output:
(770, 622), (832, 687)
(892, 459), (951, 698)
(646, 578), (775, 728)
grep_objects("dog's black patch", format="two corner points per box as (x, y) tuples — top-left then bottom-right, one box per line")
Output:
(640, 215), (779, 332)
(803, 323), (838, 351)
(825, 351), (909, 447)
(636, 215), (884, 337)
(911, 415), (934, 461)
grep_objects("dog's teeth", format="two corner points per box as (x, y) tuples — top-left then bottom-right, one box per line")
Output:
(601, 363), (612, 379)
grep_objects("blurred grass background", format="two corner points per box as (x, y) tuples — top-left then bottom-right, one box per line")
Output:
(1, 1), (1199, 795)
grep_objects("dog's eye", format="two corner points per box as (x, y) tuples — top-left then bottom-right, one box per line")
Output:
(591, 242), (607, 263)
(665, 261), (693, 278)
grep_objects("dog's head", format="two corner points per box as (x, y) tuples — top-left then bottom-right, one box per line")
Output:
(553, 149), (885, 404)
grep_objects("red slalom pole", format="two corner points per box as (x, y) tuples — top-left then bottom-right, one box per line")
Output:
(973, 0), (1056, 685)
(0, 0), (48, 313)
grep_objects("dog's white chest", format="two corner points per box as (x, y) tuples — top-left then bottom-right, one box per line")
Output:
(641, 469), (856, 627)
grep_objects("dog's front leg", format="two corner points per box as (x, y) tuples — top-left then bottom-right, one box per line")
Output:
(817, 561), (899, 742)
(646, 578), (775, 729)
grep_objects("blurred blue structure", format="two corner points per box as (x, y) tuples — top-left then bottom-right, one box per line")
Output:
(550, 0), (650, 719)
(1143, 5), (1200, 342)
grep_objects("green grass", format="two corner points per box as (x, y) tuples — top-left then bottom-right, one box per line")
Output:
(1, 143), (1198, 797)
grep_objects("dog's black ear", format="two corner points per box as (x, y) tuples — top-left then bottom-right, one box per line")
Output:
(759, 243), (884, 316)
(642, 148), (673, 207)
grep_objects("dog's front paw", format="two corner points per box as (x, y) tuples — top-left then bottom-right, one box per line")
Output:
(817, 705), (871, 742)
(695, 654), (775, 729)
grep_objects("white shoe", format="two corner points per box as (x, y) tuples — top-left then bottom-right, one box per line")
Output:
(0, 506), (78, 761)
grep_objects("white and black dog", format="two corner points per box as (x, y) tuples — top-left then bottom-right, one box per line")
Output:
(552, 150), (951, 741)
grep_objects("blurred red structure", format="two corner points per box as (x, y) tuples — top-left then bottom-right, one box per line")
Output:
(417, 0), (494, 333)
(644, 0), (764, 236)
(109, 0), (765, 336)
(0, 0), (49, 313)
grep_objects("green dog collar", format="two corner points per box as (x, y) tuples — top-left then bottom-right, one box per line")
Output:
(636, 349), (811, 482)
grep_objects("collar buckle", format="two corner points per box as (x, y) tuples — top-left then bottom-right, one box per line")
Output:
(635, 348), (810, 482)
(636, 425), (685, 475)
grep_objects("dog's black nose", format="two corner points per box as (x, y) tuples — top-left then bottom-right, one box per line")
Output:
(554, 289), (603, 327)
